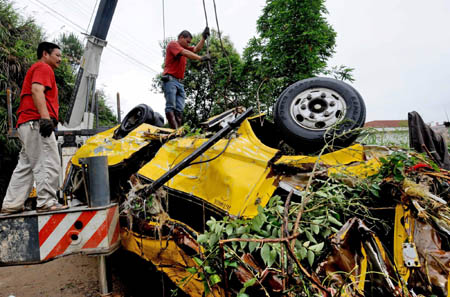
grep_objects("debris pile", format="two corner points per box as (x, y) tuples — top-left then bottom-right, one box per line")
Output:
(122, 148), (450, 296)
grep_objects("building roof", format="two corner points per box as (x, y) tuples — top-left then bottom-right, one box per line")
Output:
(364, 120), (408, 128)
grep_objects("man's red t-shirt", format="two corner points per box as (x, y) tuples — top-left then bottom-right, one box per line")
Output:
(17, 61), (59, 126)
(163, 41), (194, 80)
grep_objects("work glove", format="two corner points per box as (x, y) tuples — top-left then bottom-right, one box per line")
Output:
(202, 26), (210, 39)
(39, 118), (54, 138)
(200, 54), (211, 62)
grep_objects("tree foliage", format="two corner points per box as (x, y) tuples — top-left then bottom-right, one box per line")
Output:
(57, 32), (83, 72)
(95, 89), (119, 127)
(242, 0), (339, 115)
(152, 0), (347, 124)
(183, 31), (246, 125)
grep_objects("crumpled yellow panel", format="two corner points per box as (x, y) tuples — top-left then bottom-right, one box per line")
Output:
(328, 158), (381, 178)
(138, 119), (279, 218)
(276, 144), (381, 178)
(275, 144), (366, 166)
(71, 124), (162, 167)
(121, 228), (224, 297)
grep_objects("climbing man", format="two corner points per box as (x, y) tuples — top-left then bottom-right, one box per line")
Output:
(162, 27), (210, 129)
(0, 41), (69, 214)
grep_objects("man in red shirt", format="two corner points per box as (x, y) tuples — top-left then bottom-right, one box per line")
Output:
(162, 27), (210, 128)
(1, 42), (69, 214)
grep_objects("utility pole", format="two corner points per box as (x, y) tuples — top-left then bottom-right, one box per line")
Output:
(116, 92), (121, 123)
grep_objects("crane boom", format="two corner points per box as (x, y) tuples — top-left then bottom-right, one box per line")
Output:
(64, 0), (118, 128)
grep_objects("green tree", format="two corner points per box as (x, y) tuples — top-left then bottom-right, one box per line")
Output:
(183, 31), (246, 125)
(57, 32), (83, 72)
(95, 89), (119, 127)
(242, 0), (341, 115)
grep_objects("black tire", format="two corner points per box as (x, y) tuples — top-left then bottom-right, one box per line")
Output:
(274, 77), (366, 153)
(113, 104), (155, 139)
(153, 112), (165, 127)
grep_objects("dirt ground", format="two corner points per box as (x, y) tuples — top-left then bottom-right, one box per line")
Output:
(0, 254), (114, 297)
(0, 249), (187, 297)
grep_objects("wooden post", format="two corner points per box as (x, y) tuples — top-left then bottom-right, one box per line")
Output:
(116, 92), (121, 123)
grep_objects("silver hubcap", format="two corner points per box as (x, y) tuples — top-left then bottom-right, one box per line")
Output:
(290, 87), (347, 130)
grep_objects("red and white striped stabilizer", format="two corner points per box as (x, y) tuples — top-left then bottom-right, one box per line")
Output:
(38, 205), (120, 261)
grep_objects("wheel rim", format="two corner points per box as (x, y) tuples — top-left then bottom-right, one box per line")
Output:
(290, 87), (347, 131)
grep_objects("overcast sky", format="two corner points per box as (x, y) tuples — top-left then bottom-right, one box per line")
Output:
(11, 0), (450, 125)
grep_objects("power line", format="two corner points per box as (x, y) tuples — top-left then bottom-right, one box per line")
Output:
(29, 0), (162, 62)
(26, 0), (161, 75)
(86, 0), (99, 34)
(31, 0), (85, 32)
(108, 44), (159, 74)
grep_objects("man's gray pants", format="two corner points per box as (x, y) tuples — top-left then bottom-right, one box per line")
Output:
(2, 121), (60, 211)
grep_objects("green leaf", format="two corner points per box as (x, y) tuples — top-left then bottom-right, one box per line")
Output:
(193, 257), (203, 266)
(322, 229), (332, 238)
(187, 267), (197, 274)
(240, 234), (249, 250)
(299, 246), (307, 260)
(243, 278), (256, 288)
(311, 223), (320, 235)
(268, 246), (277, 267)
(327, 215), (343, 227)
(197, 234), (208, 243)
(225, 260), (238, 268)
(305, 230), (317, 244)
(232, 241), (238, 251)
(307, 249), (315, 266)
(315, 191), (328, 198)
(236, 226), (247, 235)
(203, 280), (211, 295)
(249, 240), (258, 253)
(271, 226), (278, 238)
(214, 222), (223, 234)
(237, 293), (250, 297)
(206, 217), (216, 229)
(208, 233), (219, 247)
(261, 244), (271, 266)
(209, 274), (221, 285)
(331, 226), (340, 233)
(309, 242), (324, 253)
(257, 205), (264, 214)
(225, 224), (233, 236)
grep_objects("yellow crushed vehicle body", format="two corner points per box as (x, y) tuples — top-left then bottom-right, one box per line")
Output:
(62, 78), (450, 296)
(69, 116), (382, 219)
(66, 111), (385, 296)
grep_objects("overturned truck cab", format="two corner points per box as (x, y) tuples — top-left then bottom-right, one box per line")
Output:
(60, 76), (450, 296)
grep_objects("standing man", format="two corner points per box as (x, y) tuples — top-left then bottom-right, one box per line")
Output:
(1, 42), (68, 214)
(162, 27), (210, 129)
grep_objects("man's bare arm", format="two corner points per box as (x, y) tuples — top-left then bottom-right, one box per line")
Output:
(193, 38), (205, 53)
(31, 83), (50, 119)
(180, 49), (202, 60)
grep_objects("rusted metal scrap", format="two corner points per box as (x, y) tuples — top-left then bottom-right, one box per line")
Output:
(317, 217), (403, 297)
(408, 219), (450, 296)
(233, 253), (283, 294)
